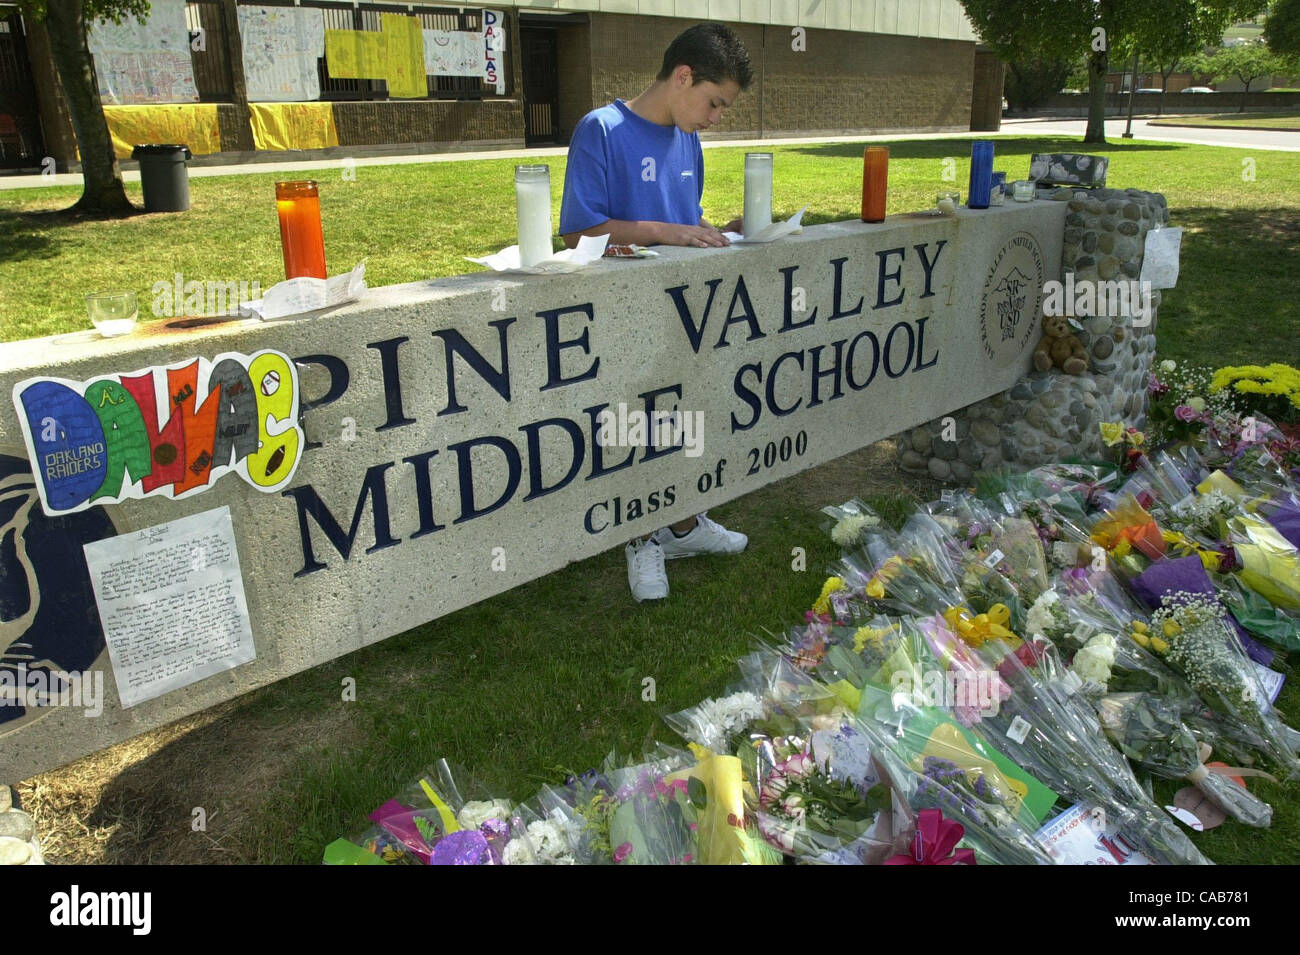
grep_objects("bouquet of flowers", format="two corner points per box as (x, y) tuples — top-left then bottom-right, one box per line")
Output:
(972, 637), (1213, 865)
(1099, 421), (1149, 474)
(1098, 692), (1275, 828)
(851, 694), (1058, 865)
(821, 497), (885, 552)
(1090, 494), (1169, 578)
(352, 760), (526, 865)
(1209, 364), (1300, 430)
(1145, 592), (1300, 776)
(1146, 359), (1242, 447)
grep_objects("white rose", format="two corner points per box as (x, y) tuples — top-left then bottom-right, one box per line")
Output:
(1073, 634), (1116, 684)
(456, 799), (513, 831)
(1160, 360), (1176, 374)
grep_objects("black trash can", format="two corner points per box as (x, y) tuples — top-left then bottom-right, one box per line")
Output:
(131, 144), (193, 212)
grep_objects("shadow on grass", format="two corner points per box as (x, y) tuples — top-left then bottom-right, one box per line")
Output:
(1147, 204), (1300, 367)
(0, 205), (147, 264)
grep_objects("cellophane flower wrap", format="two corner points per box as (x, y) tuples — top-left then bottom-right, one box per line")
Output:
(1146, 592), (1300, 777)
(1098, 692), (1275, 828)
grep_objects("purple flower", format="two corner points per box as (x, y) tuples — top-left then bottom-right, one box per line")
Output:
(1174, 404), (1200, 423)
(613, 841), (633, 863)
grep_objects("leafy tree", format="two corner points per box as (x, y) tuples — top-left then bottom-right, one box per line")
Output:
(1199, 41), (1298, 107)
(1264, 0), (1300, 57)
(959, 0), (1266, 143)
(1005, 56), (1075, 109)
(18, 0), (149, 216)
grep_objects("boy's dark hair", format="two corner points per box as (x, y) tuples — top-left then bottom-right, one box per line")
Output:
(657, 23), (753, 90)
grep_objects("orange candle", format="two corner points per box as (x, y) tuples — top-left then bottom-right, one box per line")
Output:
(276, 180), (327, 280)
(861, 146), (888, 223)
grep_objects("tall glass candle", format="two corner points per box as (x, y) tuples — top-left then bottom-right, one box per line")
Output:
(276, 180), (327, 280)
(967, 140), (995, 209)
(515, 164), (553, 268)
(861, 146), (888, 222)
(743, 152), (773, 236)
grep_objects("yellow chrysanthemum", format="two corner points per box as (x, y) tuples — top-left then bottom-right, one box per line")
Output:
(853, 626), (888, 653)
(812, 576), (846, 616)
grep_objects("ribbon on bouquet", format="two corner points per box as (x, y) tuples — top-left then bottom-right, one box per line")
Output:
(943, 604), (1020, 648)
(1187, 743), (1278, 786)
(884, 809), (977, 865)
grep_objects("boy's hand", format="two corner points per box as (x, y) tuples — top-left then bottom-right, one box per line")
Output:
(656, 223), (731, 248)
(721, 217), (743, 234)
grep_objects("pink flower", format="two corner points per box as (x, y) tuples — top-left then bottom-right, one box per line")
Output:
(613, 842), (633, 863)
(1174, 404), (1200, 422)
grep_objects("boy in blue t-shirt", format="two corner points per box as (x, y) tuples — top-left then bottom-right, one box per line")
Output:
(560, 23), (753, 602)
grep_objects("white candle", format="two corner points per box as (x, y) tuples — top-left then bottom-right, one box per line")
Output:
(515, 165), (553, 267)
(743, 153), (773, 237)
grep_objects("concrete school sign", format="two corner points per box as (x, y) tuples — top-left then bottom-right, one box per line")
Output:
(0, 202), (1065, 782)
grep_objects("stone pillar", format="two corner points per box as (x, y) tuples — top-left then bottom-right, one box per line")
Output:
(898, 187), (1170, 484)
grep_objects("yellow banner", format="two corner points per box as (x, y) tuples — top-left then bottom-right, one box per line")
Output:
(325, 15), (426, 99)
(381, 13), (426, 99)
(104, 104), (221, 159)
(247, 102), (340, 151)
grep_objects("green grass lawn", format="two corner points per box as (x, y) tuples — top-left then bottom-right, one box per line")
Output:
(1149, 111), (1300, 130)
(5, 136), (1300, 864)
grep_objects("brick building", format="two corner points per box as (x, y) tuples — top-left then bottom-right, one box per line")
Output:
(1, 0), (1003, 171)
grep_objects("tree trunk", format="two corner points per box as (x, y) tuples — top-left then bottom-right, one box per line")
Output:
(1239, 79), (1250, 112)
(43, 0), (135, 216)
(219, 0), (254, 151)
(1085, 47), (1109, 143)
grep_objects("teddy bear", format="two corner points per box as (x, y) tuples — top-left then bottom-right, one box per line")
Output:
(1032, 314), (1088, 376)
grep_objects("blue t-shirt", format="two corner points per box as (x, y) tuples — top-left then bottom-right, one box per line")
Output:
(560, 100), (704, 235)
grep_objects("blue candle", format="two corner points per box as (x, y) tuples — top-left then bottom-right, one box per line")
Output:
(967, 140), (995, 209)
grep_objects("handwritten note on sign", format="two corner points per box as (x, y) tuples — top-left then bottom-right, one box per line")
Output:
(83, 506), (255, 707)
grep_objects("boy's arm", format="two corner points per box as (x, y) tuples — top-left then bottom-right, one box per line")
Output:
(562, 219), (730, 248)
(560, 115), (730, 249)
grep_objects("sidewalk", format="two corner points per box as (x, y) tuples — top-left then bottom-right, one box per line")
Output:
(0, 127), (999, 191)
(7, 119), (1294, 192)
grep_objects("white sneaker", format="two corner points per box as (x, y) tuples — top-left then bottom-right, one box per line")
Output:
(626, 538), (669, 602)
(654, 513), (748, 560)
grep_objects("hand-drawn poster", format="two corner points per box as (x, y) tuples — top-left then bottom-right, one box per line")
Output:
(87, 0), (199, 105)
(83, 507), (256, 707)
(11, 350), (303, 516)
(239, 5), (327, 102)
(423, 29), (484, 77)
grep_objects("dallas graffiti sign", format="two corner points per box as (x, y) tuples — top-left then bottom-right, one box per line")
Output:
(12, 350), (303, 515)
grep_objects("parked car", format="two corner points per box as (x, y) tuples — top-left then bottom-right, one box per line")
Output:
(1180, 86), (1215, 93)
(1134, 88), (1163, 94)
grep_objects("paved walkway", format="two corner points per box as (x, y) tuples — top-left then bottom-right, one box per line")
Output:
(1000, 115), (1300, 151)
(3, 117), (1293, 191)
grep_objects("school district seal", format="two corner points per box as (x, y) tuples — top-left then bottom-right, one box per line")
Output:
(978, 232), (1045, 367)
